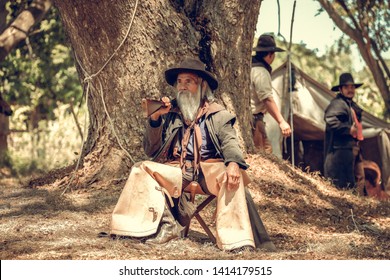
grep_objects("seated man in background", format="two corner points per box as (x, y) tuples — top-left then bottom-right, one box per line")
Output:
(111, 57), (276, 252)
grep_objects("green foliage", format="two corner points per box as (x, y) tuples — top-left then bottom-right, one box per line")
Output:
(315, 0), (390, 118)
(318, 0), (389, 54)
(355, 67), (387, 118)
(0, 1), (83, 172)
(0, 1), (82, 127)
(0, 150), (12, 168)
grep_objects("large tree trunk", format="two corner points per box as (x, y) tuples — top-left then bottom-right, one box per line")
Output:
(52, 0), (260, 188)
(0, 0), (52, 61)
(0, 0), (7, 33)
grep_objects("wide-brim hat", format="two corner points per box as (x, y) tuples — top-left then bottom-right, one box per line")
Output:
(331, 72), (363, 91)
(165, 57), (218, 90)
(253, 34), (285, 52)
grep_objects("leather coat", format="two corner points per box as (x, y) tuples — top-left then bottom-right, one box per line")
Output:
(324, 93), (362, 153)
(324, 93), (363, 188)
(143, 101), (249, 170)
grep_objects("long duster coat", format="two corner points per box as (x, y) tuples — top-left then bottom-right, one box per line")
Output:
(324, 94), (363, 189)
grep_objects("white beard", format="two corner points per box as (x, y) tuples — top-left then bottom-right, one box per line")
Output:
(177, 89), (201, 123)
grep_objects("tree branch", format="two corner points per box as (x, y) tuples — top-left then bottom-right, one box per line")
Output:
(0, 0), (52, 61)
(318, 0), (359, 41)
(0, 0), (7, 33)
(318, 0), (390, 116)
(371, 38), (390, 81)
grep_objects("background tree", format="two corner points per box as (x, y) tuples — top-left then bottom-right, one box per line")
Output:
(52, 0), (260, 188)
(317, 0), (390, 118)
(0, 0), (52, 60)
(0, 0), (82, 173)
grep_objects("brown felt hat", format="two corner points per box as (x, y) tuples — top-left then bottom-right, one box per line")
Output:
(331, 73), (363, 92)
(165, 57), (218, 90)
(253, 34), (285, 52)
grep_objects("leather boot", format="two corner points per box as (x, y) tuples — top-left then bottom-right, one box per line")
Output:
(145, 206), (179, 245)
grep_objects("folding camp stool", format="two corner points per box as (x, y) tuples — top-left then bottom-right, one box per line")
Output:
(183, 181), (216, 243)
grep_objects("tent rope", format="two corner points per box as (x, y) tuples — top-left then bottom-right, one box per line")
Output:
(61, 82), (90, 196)
(97, 79), (135, 162)
(62, 0), (139, 194)
(81, 0), (139, 84)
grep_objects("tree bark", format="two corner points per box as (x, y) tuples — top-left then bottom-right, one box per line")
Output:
(0, 114), (9, 166)
(52, 0), (260, 188)
(0, 92), (12, 166)
(0, 0), (52, 61)
(318, 0), (390, 117)
(0, 0), (7, 33)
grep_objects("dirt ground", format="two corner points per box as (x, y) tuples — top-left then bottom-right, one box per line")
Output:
(1, 154), (389, 260)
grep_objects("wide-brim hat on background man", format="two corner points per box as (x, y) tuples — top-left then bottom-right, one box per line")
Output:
(331, 72), (363, 91)
(165, 57), (218, 90)
(253, 34), (285, 53)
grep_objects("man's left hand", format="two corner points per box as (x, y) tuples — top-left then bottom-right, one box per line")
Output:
(226, 162), (240, 191)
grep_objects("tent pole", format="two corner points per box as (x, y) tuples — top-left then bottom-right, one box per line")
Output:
(288, 0), (297, 167)
(288, 58), (294, 167)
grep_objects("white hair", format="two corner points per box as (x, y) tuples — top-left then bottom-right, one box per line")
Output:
(201, 80), (214, 102)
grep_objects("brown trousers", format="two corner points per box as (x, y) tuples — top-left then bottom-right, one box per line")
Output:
(252, 117), (273, 154)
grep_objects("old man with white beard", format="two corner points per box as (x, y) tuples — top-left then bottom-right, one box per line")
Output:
(110, 57), (276, 252)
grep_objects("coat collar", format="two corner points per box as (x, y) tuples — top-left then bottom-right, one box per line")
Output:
(252, 56), (272, 73)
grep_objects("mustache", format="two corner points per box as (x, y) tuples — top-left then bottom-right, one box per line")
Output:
(177, 89), (192, 95)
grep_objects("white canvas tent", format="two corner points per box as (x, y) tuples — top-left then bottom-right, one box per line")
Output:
(265, 61), (390, 189)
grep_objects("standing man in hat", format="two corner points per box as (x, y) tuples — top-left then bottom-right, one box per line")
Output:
(111, 57), (276, 252)
(324, 73), (365, 191)
(251, 33), (291, 154)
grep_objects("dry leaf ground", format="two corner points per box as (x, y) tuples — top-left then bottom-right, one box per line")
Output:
(1, 154), (389, 260)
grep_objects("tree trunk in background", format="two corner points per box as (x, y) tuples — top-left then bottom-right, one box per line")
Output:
(52, 0), (260, 188)
(0, 0), (52, 61)
(0, 0), (7, 33)
(0, 114), (9, 167)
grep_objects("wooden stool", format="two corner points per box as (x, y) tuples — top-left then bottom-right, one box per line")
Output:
(183, 181), (216, 243)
